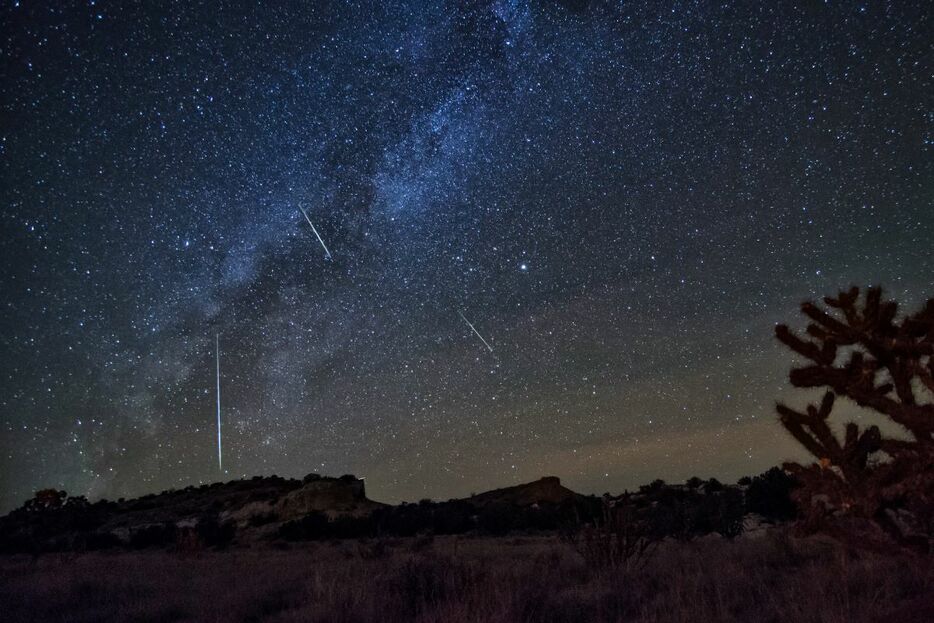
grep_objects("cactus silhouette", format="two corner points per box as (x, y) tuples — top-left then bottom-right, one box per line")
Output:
(775, 286), (933, 552)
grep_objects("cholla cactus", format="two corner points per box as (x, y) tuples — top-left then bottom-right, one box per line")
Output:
(775, 286), (933, 551)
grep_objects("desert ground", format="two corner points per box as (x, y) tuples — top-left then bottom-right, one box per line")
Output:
(2, 533), (932, 623)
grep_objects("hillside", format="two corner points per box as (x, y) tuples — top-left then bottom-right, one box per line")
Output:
(0, 470), (796, 552)
(0, 473), (384, 551)
(466, 476), (581, 507)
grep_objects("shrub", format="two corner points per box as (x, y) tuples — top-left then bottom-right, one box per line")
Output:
(23, 489), (67, 512)
(639, 479), (666, 495)
(279, 511), (330, 540)
(570, 500), (658, 571)
(478, 503), (518, 535)
(130, 523), (177, 549)
(745, 467), (797, 521)
(197, 516), (236, 548)
(705, 478), (724, 493)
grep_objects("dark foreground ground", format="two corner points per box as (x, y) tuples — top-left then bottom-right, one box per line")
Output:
(1, 533), (932, 623)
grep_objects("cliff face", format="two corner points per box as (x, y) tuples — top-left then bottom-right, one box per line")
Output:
(467, 477), (581, 508)
(220, 475), (385, 531)
(275, 477), (383, 520)
(0, 473), (387, 551)
(0, 474), (589, 552)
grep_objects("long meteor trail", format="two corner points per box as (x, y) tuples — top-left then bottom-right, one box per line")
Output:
(459, 311), (494, 352)
(215, 333), (223, 472)
(299, 206), (333, 260)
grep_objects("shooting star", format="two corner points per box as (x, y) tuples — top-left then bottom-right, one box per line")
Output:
(299, 206), (333, 260)
(459, 311), (494, 353)
(215, 333), (223, 473)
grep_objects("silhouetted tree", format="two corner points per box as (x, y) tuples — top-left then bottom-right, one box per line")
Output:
(707, 488), (745, 538)
(639, 479), (666, 495)
(745, 467), (796, 521)
(775, 286), (933, 552)
(705, 478), (724, 493)
(23, 489), (67, 512)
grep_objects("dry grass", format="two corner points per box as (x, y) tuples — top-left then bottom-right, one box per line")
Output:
(0, 533), (931, 622)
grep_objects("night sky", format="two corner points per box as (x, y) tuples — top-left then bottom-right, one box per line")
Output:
(1, 1), (932, 512)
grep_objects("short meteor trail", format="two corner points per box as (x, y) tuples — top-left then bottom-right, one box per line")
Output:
(215, 333), (223, 473)
(299, 206), (332, 260)
(459, 311), (494, 352)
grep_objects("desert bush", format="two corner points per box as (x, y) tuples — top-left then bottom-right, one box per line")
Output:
(409, 533), (434, 552)
(374, 501), (439, 536)
(699, 487), (745, 538)
(477, 502), (519, 535)
(279, 511), (330, 540)
(570, 500), (659, 571)
(775, 286), (934, 552)
(329, 514), (375, 539)
(175, 526), (203, 556)
(639, 479), (667, 495)
(1, 535), (931, 622)
(394, 552), (478, 617)
(247, 511), (277, 527)
(649, 496), (699, 541)
(196, 515), (235, 548)
(83, 531), (122, 550)
(430, 500), (474, 534)
(129, 523), (176, 549)
(705, 477), (724, 492)
(746, 466), (798, 521)
(278, 511), (375, 541)
(356, 538), (390, 559)
(22, 489), (67, 512)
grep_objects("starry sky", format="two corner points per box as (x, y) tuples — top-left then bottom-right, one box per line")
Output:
(1, 1), (932, 512)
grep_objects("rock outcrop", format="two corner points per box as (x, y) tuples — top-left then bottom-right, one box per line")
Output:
(467, 476), (581, 508)
(275, 476), (384, 520)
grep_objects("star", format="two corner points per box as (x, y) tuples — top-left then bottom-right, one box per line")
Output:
(0, 1), (929, 510)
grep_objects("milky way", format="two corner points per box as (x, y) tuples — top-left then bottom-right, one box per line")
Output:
(1, 1), (932, 510)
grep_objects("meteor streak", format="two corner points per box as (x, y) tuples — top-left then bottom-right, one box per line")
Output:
(215, 333), (223, 472)
(459, 311), (494, 352)
(299, 206), (333, 260)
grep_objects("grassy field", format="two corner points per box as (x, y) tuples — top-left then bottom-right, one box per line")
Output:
(1, 532), (931, 622)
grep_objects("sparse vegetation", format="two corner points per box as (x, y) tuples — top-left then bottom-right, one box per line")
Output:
(0, 470), (800, 554)
(745, 466), (797, 522)
(1, 534), (930, 623)
(567, 501), (659, 571)
(0, 364), (925, 623)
